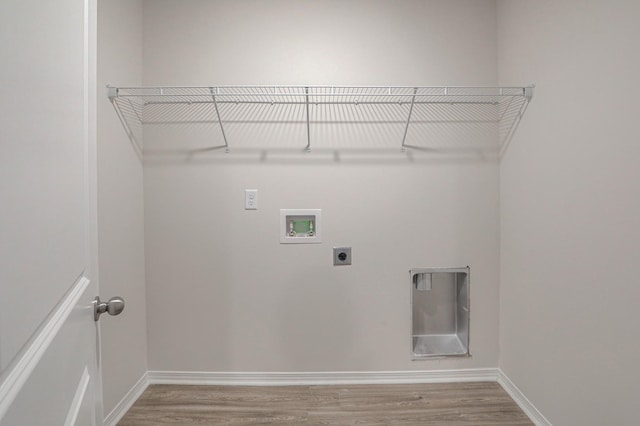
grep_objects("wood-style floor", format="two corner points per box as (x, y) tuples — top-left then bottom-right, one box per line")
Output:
(118, 382), (533, 425)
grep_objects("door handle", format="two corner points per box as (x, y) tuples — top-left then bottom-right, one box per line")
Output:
(93, 296), (125, 321)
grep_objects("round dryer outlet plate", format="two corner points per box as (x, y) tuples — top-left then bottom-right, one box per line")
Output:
(333, 247), (352, 266)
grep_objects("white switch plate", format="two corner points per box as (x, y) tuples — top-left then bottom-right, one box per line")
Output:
(245, 189), (258, 210)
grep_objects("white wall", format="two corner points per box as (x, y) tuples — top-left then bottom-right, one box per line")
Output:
(498, 1), (640, 424)
(142, 0), (496, 86)
(97, 0), (148, 417)
(142, 0), (501, 372)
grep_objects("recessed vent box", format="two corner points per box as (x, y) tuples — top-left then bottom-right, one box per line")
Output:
(410, 267), (470, 359)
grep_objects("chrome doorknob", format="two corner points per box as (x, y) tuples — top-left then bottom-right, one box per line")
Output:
(93, 296), (125, 321)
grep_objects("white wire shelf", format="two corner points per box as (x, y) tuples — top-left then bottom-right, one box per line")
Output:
(107, 85), (533, 156)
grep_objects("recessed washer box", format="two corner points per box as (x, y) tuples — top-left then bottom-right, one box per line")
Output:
(280, 209), (322, 244)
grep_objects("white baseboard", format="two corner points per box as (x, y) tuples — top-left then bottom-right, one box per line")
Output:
(104, 372), (149, 426)
(147, 368), (500, 386)
(497, 369), (552, 426)
(109, 368), (548, 426)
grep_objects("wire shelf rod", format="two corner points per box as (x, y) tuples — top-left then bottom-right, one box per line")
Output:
(141, 100), (503, 106)
(137, 118), (502, 126)
(305, 86), (311, 151)
(110, 84), (532, 91)
(116, 93), (525, 100)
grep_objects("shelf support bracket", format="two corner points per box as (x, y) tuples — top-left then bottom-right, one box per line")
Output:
(210, 87), (229, 153)
(401, 87), (418, 151)
(107, 85), (118, 102)
(524, 85), (534, 102)
(499, 89), (533, 158)
(305, 87), (311, 152)
(106, 85), (143, 159)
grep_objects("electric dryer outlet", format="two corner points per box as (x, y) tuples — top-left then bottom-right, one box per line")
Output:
(333, 247), (352, 266)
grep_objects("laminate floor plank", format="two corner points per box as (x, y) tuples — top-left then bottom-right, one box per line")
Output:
(118, 382), (533, 425)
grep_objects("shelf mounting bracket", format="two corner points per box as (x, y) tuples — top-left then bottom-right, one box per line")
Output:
(106, 85), (142, 157)
(107, 85), (118, 102)
(401, 87), (418, 151)
(524, 85), (534, 101)
(210, 87), (229, 153)
(305, 86), (311, 152)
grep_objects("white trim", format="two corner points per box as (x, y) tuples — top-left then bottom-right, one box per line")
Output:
(0, 276), (91, 420)
(65, 367), (91, 426)
(104, 372), (149, 426)
(111, 369), (548, 425)
(497, 369), (552, 426)
(147, 368), (500, 387)
(83, 0), (101, 422)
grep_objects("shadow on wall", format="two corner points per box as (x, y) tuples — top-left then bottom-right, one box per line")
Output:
(128, 114), (502, 165)
(140, 147), (501, 166)
(135, 113), (502, 165)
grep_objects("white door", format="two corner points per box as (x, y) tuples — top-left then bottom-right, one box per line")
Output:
(0, 0), (104, 424)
